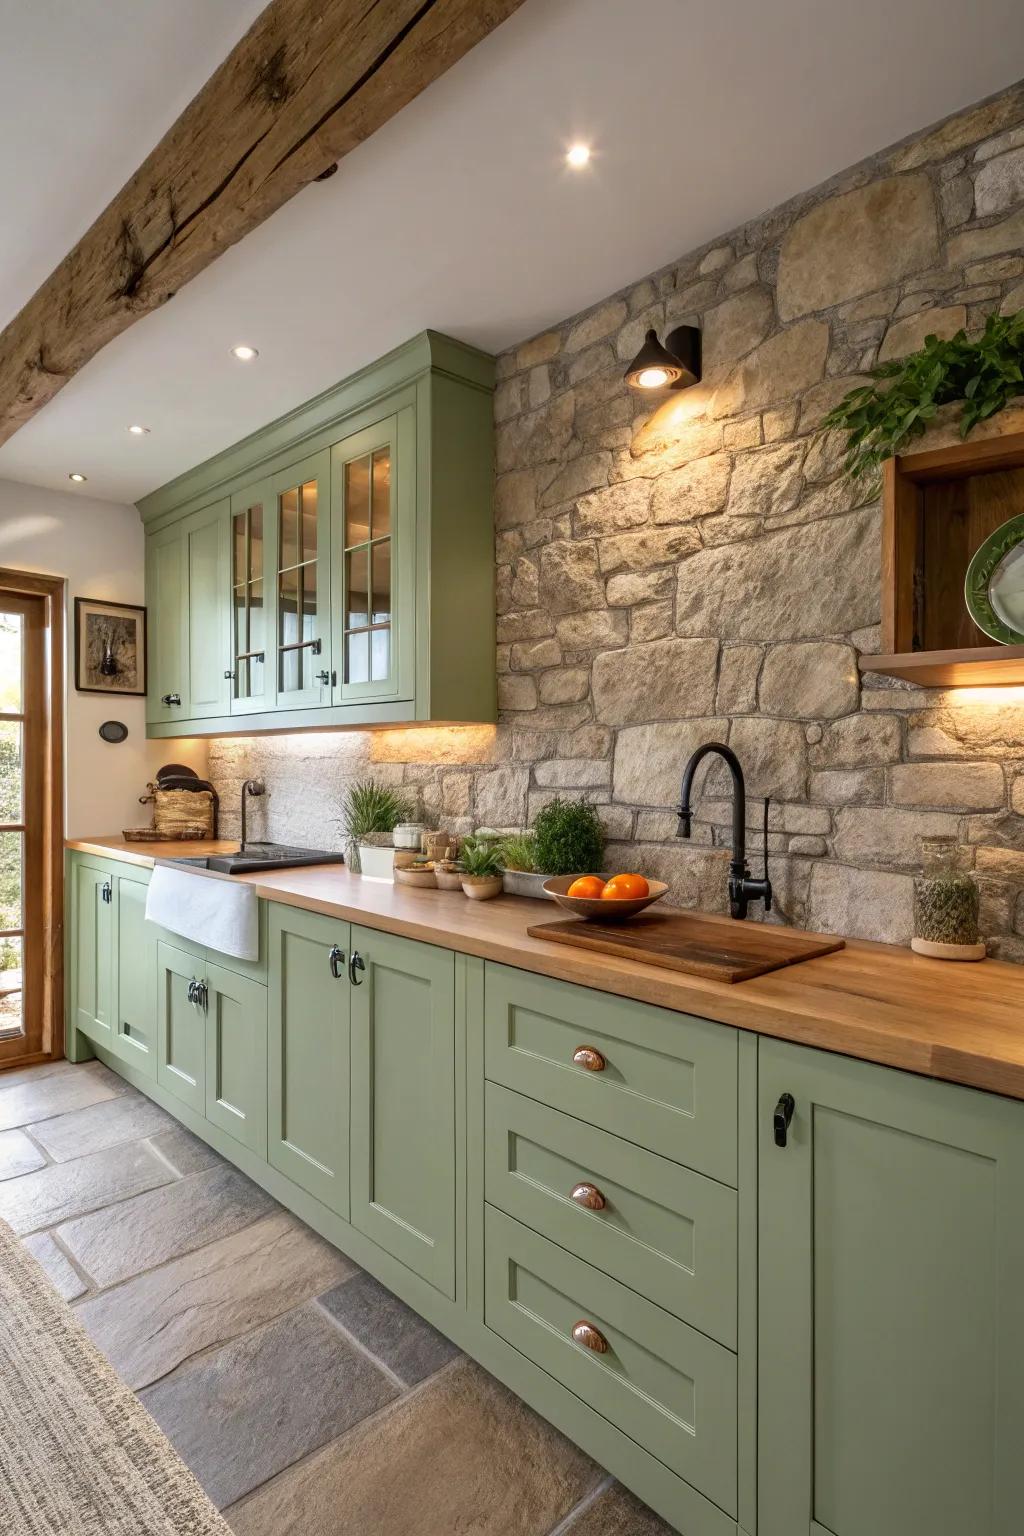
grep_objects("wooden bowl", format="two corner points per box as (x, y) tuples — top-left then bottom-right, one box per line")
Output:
(542, 875), (669, 922)
(394, 864), (437, 889)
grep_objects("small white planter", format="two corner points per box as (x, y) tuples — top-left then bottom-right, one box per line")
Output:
(358, 843), (396, 882)
(500, 868), (552, 900)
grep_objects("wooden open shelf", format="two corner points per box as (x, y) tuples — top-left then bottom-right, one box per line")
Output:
(873, 429), (1024, 688)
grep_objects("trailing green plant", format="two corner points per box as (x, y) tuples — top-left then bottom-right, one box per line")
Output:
(343, 780), (413, 845)
(531, 797), (605, 876)
(497, 832), (539, 872)
(459, 835), (503, 878)
(821, 309), (1024, 482)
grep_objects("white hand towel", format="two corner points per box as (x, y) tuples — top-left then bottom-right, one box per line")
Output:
(146, 865), (259, 962)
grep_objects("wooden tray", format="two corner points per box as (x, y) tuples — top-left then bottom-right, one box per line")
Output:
(526, 910), (845, 983)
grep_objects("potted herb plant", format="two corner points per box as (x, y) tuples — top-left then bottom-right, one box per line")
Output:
(532, 796), (605, 879)
(343, 779), (413, 880)
(497, 831), (550, 899)
(459, 835), (504, 901)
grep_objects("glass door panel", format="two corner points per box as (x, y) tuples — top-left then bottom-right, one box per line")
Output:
(271, 450), (331, 711)
(0, 595), (44, 1058)
(229, 492), (271, 715)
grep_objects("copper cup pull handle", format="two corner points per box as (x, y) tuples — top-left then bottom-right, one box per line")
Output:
(572, 1320), (609, 1354)
(570, 1182), (606, 1211)
(572, 1046), (605, 1072)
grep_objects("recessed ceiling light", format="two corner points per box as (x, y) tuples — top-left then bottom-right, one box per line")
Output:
(68, 472), (87, 483)
(566, 143), (591, 169)
(231, 344), (259, 362)
(127, 424), (150, 435)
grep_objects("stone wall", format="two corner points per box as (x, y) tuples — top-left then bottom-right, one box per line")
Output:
(209, 80), (1024, 958)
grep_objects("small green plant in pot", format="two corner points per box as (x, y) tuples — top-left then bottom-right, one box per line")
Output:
(459, 835), (504, 901)
(496, 830), (550, 900)
(532, 797), (605, 879)
(343, 779), (413, 878)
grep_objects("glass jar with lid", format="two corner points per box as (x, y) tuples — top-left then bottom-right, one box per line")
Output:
(911, 836), (985, 961)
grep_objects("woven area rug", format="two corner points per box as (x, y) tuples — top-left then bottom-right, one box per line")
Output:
(0, 1217), (230, 1536)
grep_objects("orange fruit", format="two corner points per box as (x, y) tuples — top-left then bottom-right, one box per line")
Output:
(566, 875), (606, 900)
(601, 873), (650, 901)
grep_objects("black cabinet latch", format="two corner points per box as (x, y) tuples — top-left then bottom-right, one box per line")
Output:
(773, 1092), (795, 1148)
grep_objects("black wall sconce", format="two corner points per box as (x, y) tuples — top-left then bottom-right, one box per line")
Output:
(624, 326), (702, 392)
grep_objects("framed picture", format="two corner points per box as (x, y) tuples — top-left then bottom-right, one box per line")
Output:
(74, 597), (147, 696)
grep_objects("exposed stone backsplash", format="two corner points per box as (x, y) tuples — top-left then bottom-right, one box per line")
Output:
(209, 80), (1024, 959)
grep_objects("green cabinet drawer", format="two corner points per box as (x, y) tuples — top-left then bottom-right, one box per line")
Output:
(485, 1205), (737, 1516)
(484, 964), (738, 1184)
(485, 1083), (737, 1348)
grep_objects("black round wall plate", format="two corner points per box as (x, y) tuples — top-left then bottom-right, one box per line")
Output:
(98, 720), (128, 744)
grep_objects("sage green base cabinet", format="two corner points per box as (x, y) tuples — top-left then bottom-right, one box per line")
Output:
(140, 332), (496, 737)
(67, 860), (1024, 1536)
(267, 903), (351, 1216)
(758, 1037), (1024, 1536)
(350, 926), (456, 1297)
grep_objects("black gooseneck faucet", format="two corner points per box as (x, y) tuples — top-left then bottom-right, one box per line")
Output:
(676, 742), (772, 921)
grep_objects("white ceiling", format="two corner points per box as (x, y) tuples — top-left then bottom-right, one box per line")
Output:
(2, 0), (1023, 505)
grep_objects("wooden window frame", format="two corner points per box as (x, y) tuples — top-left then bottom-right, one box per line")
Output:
(0, 568), (65, 1069)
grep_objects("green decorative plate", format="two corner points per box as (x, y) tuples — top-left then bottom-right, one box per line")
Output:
(965, 513), (1024, 644)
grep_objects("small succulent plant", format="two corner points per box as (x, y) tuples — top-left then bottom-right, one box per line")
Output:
(459, 835), (504, 879)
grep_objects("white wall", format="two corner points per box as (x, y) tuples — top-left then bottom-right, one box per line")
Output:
(0, 477), (207, 837)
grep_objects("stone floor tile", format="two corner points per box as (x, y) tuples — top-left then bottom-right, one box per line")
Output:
(21, 1231), (89, 1301)
(141, 1303), (398, 1509)
(77, 1210), (355, 1389)
(30, 1090), (176, 1161)
(560, 1482), (675, 1535)
(0, 1059), (76, 1090)
(57, 1164), (275, 1288)
(318, 1269), (461, 1386)
(147, 1124), (226, 1177)
(0, 1139), (175, 1235)
(226, 1357), (602, 1536)
(0, 1127), (46, 1180)
(0, 1060), (124, 1132)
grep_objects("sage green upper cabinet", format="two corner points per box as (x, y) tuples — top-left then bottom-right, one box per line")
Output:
(349, 925), (457, 1297)
(758, 1038), (1024, 1536)
(146, 498), (230, 724)
(139, 332), (495, 737)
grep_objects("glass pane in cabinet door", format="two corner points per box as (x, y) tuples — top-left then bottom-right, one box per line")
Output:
(345, 458), (371, 545)
(302, 564), (317, 641)
(249, 580), (265, 654)
(279, 567), (299, 648)
(249, 505), (263, 582)
(301, 481), (317, 558)
(0, 721), (22, 824)
(370, 628), (390, 683)
(0, 936), (21, 1032)
(280, 489), (299, 570)
(346, 630), (369, 686)
(281, 647), (300, 696)
(233, 514), (247, 586)
(0, 612), (21, 713)
(346, 549), (369, 628)
(371, 541), (391, 625)
(371, 450), (391, 537)
(0, 831), (22, 930)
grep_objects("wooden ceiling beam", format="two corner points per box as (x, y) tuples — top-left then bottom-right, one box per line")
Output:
(0, 0), (526, 447)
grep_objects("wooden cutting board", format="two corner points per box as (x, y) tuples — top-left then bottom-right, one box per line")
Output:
(526, 910), (845, 983)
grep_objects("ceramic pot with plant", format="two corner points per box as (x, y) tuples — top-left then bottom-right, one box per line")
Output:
(532, 796), (605, 881)
(459, 835), (504, 901)
(343, 779), (413, 880)
(497, 831), (550, 899)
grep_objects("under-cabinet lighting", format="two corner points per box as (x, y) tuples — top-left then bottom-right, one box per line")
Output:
(68, 472), (87, 483)
(231, 344), (259, 362)
(127, 424), (150, 435)
(566, 143), (591, 168)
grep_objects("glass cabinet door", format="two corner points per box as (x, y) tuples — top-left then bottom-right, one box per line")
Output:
(331, 410), (414, 705)
(271, 450), (331, 710)
(229, 482), (271, 715)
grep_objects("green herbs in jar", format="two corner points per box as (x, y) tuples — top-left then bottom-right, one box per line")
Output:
(913, 836), (979, 947)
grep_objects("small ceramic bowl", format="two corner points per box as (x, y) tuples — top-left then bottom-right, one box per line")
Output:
(542, 875), (669, 922)
(434, 864), (465, 891)
(462, 874), (504, 901)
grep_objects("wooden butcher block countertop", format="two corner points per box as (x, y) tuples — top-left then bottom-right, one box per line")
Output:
(69, 835), (1024, 1104)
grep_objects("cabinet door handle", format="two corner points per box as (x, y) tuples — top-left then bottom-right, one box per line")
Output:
(161, 693), (182, 707)
(187, 978), (197, 1005)
(224, 669), (235, 680)
(773, 1092), (796, 1148)
(571, 1045), (605, 1072)
(196, 980), (208, 1011)
(316, 670), (331, 686)
(570, 1183), (606, 1211)
(349, 951), (365, 986)
(571, 1320), (608, 1354)
(101, 880), (112, 904)
(328, 944), (346, 979)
